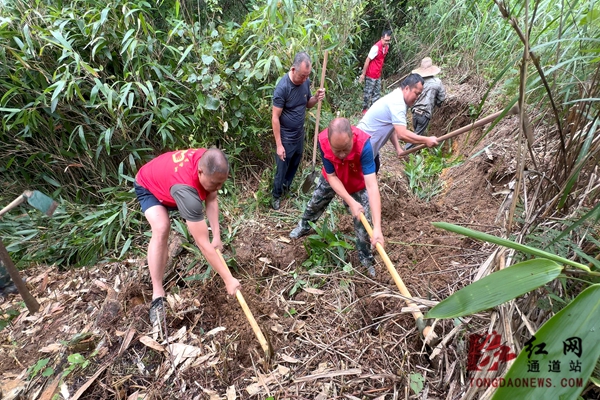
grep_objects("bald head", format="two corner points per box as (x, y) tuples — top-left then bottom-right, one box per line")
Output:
(327, 118), (353, 141)
(198, 148), (229, 192)
(199, 148), (229, 175)
(327, 118), (353, 160)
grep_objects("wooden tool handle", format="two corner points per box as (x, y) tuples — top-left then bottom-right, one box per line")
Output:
(359, 213), (435, 340)
(311, 50), (329, 166)
(0, 193), (27, 217)
(216, 250), (271, 356)
(398, 105), (520, 157)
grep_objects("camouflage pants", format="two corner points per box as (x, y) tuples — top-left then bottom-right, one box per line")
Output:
(297, 175), (374, 266)
(0, 260), (13, 289)
(362, 77), (382, 110)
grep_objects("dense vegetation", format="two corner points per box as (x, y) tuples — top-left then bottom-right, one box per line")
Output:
(0, 0), (597, 267)
(1, 0), (599, 397)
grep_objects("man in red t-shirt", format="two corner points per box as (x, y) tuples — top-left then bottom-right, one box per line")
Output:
(289, 118), (384, 277)
(135, 148), (240, 338)
(359, 29), (392, 114)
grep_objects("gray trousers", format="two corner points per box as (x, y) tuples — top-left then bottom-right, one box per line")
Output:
(298, 175), (374, 266)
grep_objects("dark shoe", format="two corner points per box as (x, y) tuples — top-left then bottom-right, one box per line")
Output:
(0, 282), (18, 296)
(149, 297), (166, 340)
(290, 224), (311, 239)
(272, 197), (281, 210)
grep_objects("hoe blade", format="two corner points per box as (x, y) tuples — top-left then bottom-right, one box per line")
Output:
(27, 190), (58, 217)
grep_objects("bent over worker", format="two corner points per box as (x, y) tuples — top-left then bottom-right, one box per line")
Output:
(407, 57), (446, 150)
(289, 118), (384, 277)
(135, 148), (241, 338)
(357, 73), (439, 172)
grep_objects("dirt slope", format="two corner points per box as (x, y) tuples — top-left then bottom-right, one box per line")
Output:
(0, 77), (522, 400)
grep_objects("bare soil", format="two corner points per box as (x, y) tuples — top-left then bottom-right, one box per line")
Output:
(0, 76), (526, 400)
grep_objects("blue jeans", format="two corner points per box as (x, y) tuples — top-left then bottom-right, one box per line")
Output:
(272, 139), (304, 199)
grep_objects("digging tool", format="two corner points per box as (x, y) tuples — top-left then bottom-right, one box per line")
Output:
(301, 50), (329, 194)
(359, 213), (438, 344)
(398, 105), (520, 157)
(216, 250), (272, 361)
(0, 190), (58, 314)
(0, 190), (58, 217)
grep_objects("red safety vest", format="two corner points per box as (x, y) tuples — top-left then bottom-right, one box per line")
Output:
(137, 149), (208, 207)
(365, 39), (389, 80)
(320, 127), (370, 194)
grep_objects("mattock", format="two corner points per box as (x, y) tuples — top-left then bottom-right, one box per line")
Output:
(359, 213), (438, 345)
(216, 250), (273, 365)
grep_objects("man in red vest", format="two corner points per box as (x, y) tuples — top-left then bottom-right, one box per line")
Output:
(359, 29), (392, 114)
(135, 148), (240, 338)
(289, 118), (384, 276)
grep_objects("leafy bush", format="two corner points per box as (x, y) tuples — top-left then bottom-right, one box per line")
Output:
(403, 147), (462, 201)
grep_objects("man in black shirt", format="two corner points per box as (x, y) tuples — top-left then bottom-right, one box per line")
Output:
(271, 52), (325, 210)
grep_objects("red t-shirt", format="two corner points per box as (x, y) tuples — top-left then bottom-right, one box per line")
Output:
(136, 149), (208, 208)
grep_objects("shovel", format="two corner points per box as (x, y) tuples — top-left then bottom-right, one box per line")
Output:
(0, 190), (58, 314)
(301, 50), (329, 194)
(359, 212), (438, 345)
(398, 105), (520, 157)
(216, 250), (272, 362)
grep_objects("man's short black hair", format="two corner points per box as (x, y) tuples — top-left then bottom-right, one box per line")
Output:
(382, 29), (392, 37)
(401, 73), (424, 89)
(292, 52), (311, 68)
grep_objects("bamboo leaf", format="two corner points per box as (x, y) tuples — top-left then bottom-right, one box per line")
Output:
(118, 237), (132, 259)
(177, 44), (193, 67)
(550, 201), (600, 245)
(432, 222), (590, 271)
(491, 284), (600, 399)
(427, 259), (563, 319)
(50, 80), (66, 102)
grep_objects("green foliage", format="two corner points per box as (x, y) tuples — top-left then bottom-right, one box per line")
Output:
(0, 191), (142, 266)
(62, 352), (91, 378)
(430, 222), (600, 398)
(288, 270), (308, 297)
(303, 219), (354, 271)
(0, 308), (19, 332)
(427, 259), (563, 319)
(403, 147), (462, 201)
(409, 372), (425, 395)
(28, 357), (54, 378)
(0, 0), (367, 267)
(396, 0), (600, 215)
(491, 285), (600, 399)
(433, 222), (590, 271)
